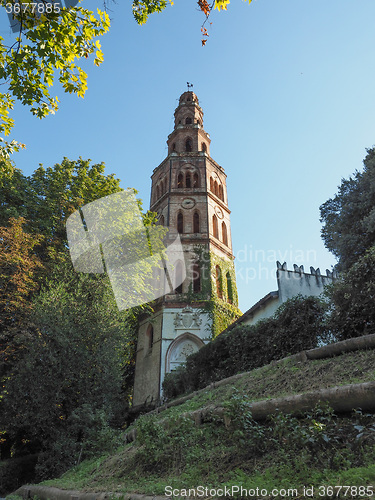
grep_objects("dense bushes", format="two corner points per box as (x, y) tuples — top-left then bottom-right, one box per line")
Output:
(163, 295), (327, 400)
(326, 246), (375, 341)
(0, 265), (128, 482)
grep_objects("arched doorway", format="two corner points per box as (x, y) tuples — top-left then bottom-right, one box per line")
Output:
(165, 333), (205, 373)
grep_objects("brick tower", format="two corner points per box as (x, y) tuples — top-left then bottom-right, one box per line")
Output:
(133, 91), (240, 407)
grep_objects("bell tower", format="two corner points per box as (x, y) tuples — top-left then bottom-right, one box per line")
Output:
(133, 91), (240, 407)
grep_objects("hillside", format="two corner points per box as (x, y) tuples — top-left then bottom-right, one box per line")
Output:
(28, 347), (375, 500)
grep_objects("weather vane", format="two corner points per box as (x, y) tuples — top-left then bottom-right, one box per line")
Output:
(187, 82), (193, 91)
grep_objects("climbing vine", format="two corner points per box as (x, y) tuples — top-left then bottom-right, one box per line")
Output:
(191, 246), (242, 338)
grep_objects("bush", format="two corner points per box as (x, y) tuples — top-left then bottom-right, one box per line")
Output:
(163, 295), (327, 400)
(326, 246), (375, 340)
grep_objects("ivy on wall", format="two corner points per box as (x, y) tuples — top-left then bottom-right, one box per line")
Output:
(185, 246), (242, 338)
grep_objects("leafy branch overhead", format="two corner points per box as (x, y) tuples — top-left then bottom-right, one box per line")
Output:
(0, 0), (251, 157)
(132, 0), (251, 24)
(132, 0), (252, 45)
(0, 0), (109, 149)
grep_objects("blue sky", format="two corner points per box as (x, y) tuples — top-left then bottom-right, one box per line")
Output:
(3, 0), (375, 312)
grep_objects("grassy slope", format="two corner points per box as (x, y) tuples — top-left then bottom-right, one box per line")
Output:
(42, 349), (375, 499)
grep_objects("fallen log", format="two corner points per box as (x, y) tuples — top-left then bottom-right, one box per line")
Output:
(202, 381), (375, 424)
(123, 381), (375, 442)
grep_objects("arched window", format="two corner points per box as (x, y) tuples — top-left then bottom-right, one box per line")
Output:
(216, 265), (222, 299)
(193, 172), (199, 188)
(177, 173), (184, 188)
(193, 263), (201, 293)
(210, 177), (214, 192)
(222, 222), (228, 246)
(226, 272), (233, 304)
(160, 180), (164, 195)
(212, 214), (218, 239)
(201, 142), (207, 153)
(193, 212), (200, 233)
(146, 324), (154, 349)
(175, 260), (183, 294)
(219, 184), (224, 201)
(214, 180), (219, 197)
(185, 172), (191, 188)
(185, 117), (192, 125)
(172, 143), (176, 152)
(156, 185), (160, 199)
(177, 212), (183, 234)
(185, 138), (192, 152)
(159, 215), (165, 226)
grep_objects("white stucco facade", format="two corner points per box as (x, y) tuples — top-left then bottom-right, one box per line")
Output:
(225, 262), (336, 330)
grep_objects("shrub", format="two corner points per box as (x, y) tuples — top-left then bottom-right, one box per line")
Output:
(163, 295), (326, 400)
(326, 246), (375, 340)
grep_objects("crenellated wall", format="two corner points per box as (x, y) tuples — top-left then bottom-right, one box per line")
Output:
(235, 262), (336, 328)
(276, 261), (337, 304)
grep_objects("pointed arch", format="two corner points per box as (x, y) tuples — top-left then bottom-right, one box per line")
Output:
(201, 142), (207, 153)
(214, 180), (219, 197)
(185, 116), (192, 125)
(226, 272), (233, 304)
(193, 172), (199, 188)
(177, 172), (184, 188)
(146, 324), (154, 350)
(216, 265), (222, 299)
(177, 212), (183, 234)
(156, 185), (160, 199)
(222, 221), (228, 246)
(210, 177), (214, 192)
(185, 138), (193, 152)
(185, 172), (191, 188)
(212, 214), (218, 239)
(159, 215), (165, 226)
(165, 332), (205, 373)
(193, 211), (200, 233)
(219, 184), (224, 201)
(193, 262), (201, 293)
(175, 260), (183, 294)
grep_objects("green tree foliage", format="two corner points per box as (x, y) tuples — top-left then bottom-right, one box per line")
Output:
(0, 158), (123, 374)
(0, 218), (43, 321)
(0, 218), (44, 377)
(0, 156), (163, 484)
(27, 158), (122, 263)
(320, 147), (375, 272)
(0, 157), (123, 265)
(0, 166), (33, 225)
(0, 263), (127, 479)
(132, 0), (244, 25)
(0, 1), (109, 140)
(325, 246), (375, 341)
(163, 295), (327, 399)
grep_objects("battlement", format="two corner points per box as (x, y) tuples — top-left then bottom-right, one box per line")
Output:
(276, 261), (338, 279)
(276, 261), (336, 304)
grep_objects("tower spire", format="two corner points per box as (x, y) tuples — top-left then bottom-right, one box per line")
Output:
(132, 91), (240, 408)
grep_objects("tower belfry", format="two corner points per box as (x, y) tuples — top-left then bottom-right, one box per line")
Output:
(133, 91), (240, 407)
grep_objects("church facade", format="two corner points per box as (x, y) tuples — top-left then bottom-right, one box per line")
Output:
(132, 91), (241, 407)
